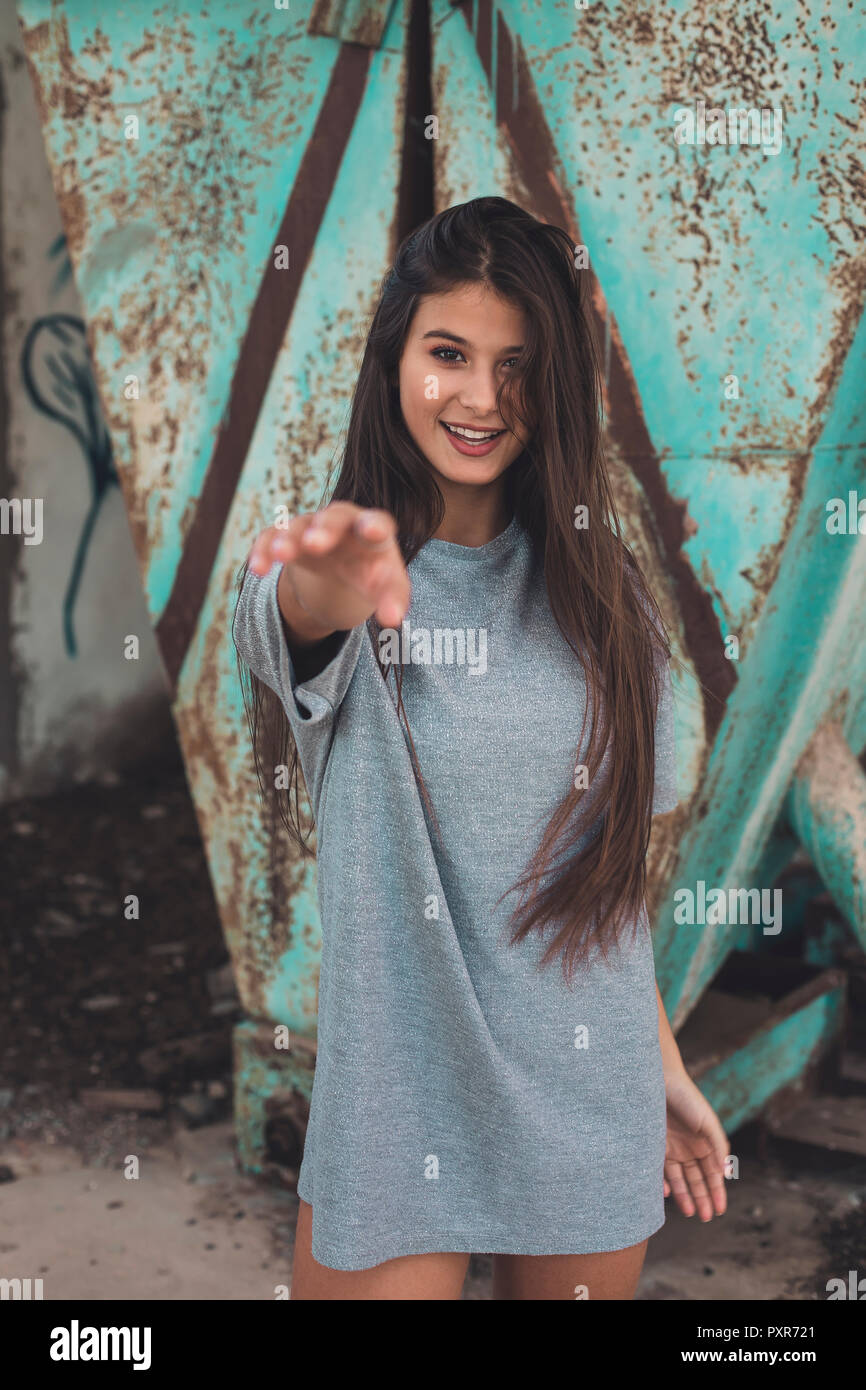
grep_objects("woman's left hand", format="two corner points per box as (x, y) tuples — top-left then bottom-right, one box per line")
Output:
(663, 1069), (730, 1221)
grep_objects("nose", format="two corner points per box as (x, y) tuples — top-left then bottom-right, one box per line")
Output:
(455, 364), (501, 420)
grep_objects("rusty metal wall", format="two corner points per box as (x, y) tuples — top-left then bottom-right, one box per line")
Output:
(428, 0), (866, 1023)
(16, 0), (866, 1161)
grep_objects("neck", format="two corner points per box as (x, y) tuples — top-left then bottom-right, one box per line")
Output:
(432, 479), (511, 547)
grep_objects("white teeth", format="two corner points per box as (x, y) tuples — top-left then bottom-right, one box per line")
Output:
(443, 423), (501, 441)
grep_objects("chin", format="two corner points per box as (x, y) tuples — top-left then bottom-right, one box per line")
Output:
(431, 439), (518, 483)
(433, 458), (512, 487)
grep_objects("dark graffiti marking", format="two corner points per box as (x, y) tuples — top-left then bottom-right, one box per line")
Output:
(20, 312), (117, 656)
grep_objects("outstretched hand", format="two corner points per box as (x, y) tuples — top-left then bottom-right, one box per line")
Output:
(247, 501), (411, 634)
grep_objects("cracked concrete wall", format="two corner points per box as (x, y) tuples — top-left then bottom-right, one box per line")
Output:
(0, 3), (170, 803)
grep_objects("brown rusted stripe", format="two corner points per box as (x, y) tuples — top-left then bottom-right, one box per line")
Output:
(155, 42), (373, 695)
(396, 0), (433, 242)
(459, 1), (732, 739)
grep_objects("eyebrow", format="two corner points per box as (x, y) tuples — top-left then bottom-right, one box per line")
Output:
(421, 329), (524, 352)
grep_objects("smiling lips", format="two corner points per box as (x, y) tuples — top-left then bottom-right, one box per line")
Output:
(440, 420), (506, 456)
(443, 421), (502, 440)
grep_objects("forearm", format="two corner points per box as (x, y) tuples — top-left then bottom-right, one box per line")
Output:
(656, 981), (687, 1081)
(273, 565), (351, 683)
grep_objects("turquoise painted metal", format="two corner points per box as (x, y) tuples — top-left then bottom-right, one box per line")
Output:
(784, 723), (866, 953)
(675, 950), (849, 1144)
(682, 963), (847, 1137)
(17, 0), (866, 1168)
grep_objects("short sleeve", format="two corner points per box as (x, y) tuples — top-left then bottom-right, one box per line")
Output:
(232, 561), (366, 813)
(652, 650), (679, 814)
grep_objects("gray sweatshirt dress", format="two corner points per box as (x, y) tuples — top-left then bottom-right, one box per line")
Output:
(233, 514), (679, 1271)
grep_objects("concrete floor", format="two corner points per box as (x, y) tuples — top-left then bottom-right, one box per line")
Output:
(1, 1104), (861, 1300)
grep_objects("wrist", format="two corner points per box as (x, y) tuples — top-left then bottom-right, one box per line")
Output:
(277, 563), (337, 647)
(662, 1054), (690, 1087)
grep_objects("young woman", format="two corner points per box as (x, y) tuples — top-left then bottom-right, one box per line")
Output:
(233, 196), (729, 1300)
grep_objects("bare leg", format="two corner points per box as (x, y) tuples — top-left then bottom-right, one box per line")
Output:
(492, 1239), (648, 1300)
(290, 1198), (471, 1300)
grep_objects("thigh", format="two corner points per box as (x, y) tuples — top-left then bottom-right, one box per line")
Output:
(492, 1239), (648, 1300)
(290, 1198), (471, 1300)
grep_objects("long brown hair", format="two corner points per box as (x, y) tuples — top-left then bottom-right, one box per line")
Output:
(235, 195), (674, 985)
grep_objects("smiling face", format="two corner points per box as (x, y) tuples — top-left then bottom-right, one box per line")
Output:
(397, 283), (531, 502)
